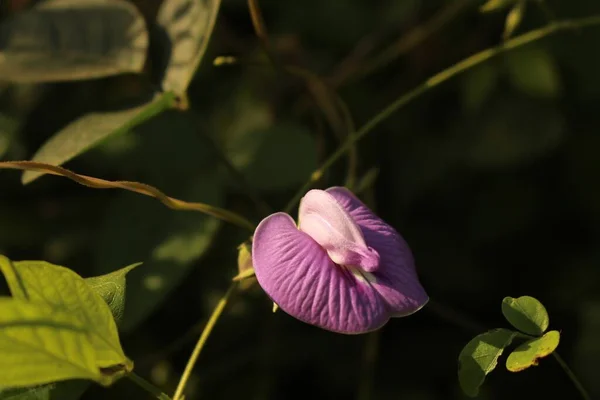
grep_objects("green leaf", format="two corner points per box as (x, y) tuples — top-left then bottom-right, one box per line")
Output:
(502, 296), (549, 336)
(85, 263), (142, 324)
(0, 381), (88, 400)
(0, 0), (148, 83)
(233, 243), (254, 281)
(503, 1), (525, 40)
(506, 47), (561, 98)
(461, 63), (499, 112)
(0, 386), (51, 400)
(0, 113), (20, 160)
(480, 0), (517, 13)
(0, 298), (102, 387)
(458, 328), (518, 397)
(93, 173), (223, 332)
(0, 256), (132, 370)
(156, 0), (222, 94)
(466, 99), (564, 170)
(506, 330), (560, 372)
(22, 92), (176, 184)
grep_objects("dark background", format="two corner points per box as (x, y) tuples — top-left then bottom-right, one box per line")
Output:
(1, 0), (599, 399)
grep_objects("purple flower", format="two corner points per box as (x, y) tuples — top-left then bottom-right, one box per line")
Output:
(252, 187), (428, 334)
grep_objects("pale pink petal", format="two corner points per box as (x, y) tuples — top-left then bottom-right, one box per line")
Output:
(298, 190), (380, 272)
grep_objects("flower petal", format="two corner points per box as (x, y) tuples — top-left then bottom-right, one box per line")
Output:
(325, 187), (429, 316)
(252, 212), (388, 334)
(298, 190), (380, 272)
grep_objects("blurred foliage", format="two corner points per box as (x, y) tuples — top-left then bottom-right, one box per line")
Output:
(1, 0), (600, 399)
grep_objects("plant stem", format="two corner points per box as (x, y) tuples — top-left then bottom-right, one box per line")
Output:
(553, 352), (592, 400)
(329, 0), (471, 87)
(127, 372), (172, 400)
(172, 283), (238, 400)
(247, 0), (359, 193)
(284, 15), (600, 213)
(357, 331), (380, 400)
(0, 161), (256, 232)
(187, 110), (273, 216)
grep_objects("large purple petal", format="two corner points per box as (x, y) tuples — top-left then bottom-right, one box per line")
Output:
(326, 187), (429, 316)
(252, 212), (388, 334)
(299, 190), (380, 272)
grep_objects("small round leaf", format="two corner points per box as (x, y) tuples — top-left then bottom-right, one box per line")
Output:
(502, 296), (549, 335)
(506, 330), (560, 372)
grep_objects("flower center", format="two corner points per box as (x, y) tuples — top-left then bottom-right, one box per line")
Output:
(298, 190), (380, 272)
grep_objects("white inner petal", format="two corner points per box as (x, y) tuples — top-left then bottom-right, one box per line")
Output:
(298, 190), (380, 271)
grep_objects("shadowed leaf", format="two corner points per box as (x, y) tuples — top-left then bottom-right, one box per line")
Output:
(156, 0), (222, 94)
(93, 173), (223, 332)
(0, 0), (148, 83)
(458, 328), (517, 397)
(0, 380), (88, 400)
(23, 92), (176, 184)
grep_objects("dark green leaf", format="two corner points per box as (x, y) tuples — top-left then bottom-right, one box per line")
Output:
(23, 92), (176, 184)
(506, 47), (561, 98)
(458, 328), (517, 397)
(0, 381), (88, 400)
(506, 330), (560, 372)
(93, 174), (223, 332)
(0, 0), (148, 83)
(0, 113), (20, 160)
(466, 99), (564, 169)
(461, 63), (499, 112)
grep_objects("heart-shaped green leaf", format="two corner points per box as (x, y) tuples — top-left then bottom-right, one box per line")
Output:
(458, 328), (518, 397)
(0, 256), (132, 370)
(502, 296), (549, 336)
(85, 263), (142, 324)
(506, 330), (560, 372)
(0, 0), (148, 83)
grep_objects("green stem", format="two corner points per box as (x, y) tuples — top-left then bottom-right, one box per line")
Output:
(357, 331), (380, 400)
(187, 110), (273, 216)
(284, 15), (600, 213)
(173, 283), (238, 400)
(553, 352), (592, 400)
(332, 0), (471, 87)
(127, 372), (172, 400)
